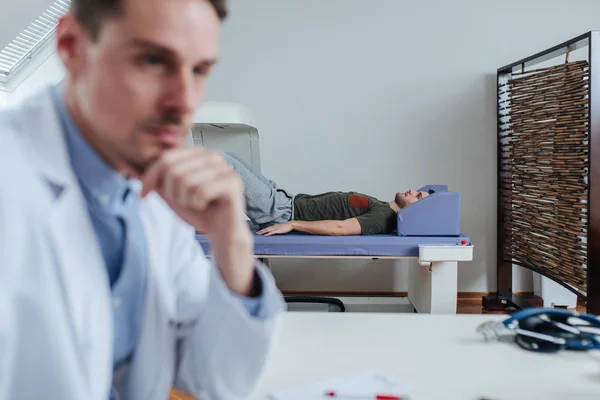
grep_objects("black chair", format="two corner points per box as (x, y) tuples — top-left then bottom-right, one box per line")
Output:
(284, 295), (345, 312)
(257, 257), (346, 312)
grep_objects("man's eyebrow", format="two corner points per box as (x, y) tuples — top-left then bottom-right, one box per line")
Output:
(128, 39), (175, 55)
(128, 39), (218, 65)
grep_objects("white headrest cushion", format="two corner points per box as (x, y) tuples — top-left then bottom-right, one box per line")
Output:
(193, 101), (256, 127)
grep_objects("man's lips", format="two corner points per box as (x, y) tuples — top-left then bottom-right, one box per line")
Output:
(149, 126), (186, 146)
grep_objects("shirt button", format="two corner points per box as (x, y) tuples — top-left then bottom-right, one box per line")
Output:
(98, 195), (110, 206)
(113, 297), (122, 308)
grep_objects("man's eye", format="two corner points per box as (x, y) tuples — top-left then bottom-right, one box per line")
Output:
(143, 55), (163, 65)
(193, 66), (208, 76)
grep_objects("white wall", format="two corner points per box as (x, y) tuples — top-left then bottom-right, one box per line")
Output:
(1, 49), (64, 107)
(12, 52), (65, 102)
(0, 41), (64, 110)
(0, 91), (11, 109)
(3, 0), (598, 294)
(204, 0), (600, 293)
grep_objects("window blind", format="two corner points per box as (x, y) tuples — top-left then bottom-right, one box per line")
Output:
(0, 0), (70, 83)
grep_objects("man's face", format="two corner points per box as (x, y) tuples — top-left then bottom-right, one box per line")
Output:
(58, 0), (220, 174)
(395, 189), (430, 207)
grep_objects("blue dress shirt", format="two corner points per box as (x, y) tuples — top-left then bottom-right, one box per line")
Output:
(51, 86), (147, 373)
(50, 85), (266, 396)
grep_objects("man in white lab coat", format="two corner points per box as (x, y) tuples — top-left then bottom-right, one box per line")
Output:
(0, 0), (285, 399)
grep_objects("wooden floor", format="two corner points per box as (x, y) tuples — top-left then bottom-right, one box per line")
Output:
(170, 388), (197, 400)
(168, 296), (587, 400)
(458, 296), (586, 314)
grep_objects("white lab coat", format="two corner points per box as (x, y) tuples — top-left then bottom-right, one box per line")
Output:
(0, 88), (286, 400)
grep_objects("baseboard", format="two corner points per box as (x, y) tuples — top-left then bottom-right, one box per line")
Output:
(281, 290), (535, 300)
(283, 290), (409, 297)
(458, 291), (534, 299)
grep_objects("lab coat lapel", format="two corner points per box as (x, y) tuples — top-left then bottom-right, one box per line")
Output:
(123, 201), (174, 400)
(20, 88), (113, 394)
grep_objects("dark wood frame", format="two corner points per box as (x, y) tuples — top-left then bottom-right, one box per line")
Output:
(483, 31), (600, 314)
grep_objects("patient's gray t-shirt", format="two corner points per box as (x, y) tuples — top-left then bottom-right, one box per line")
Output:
(292, 192), (396, 235)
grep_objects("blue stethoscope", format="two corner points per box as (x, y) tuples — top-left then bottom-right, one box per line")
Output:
(477, 307), (600, 352)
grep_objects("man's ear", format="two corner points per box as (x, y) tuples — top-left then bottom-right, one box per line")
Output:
(56, 14), (88, 78)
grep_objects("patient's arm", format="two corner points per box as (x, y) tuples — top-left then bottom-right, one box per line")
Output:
(289, 218), (362, 236)
(256, 219), (361, 236)
(290, 219), (361, 236)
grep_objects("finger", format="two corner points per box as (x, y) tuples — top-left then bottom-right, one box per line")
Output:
(140, 156), (169, 198)
(175, 161), (232, 207)
(153, 149), (205, 198)
(263, 225), (281, 236)
(256, 226), (274, 235)
(163, 150), (229, 204)
(168, 150), (227, 184)
(162, 147), (209, 164)
(187, 171), (243, 211)
(144, 148), (225, 200)
(142, 149), (203, 197)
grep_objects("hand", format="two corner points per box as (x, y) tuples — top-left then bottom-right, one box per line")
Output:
(256, 222), (294, 236)
(139, 148), (256, 296)
(140, 148), (245, 236)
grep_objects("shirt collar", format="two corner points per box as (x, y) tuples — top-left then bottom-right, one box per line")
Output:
(50, 84), (131, 210)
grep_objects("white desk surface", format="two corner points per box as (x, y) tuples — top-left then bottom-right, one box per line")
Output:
(251, 312), (600, 400)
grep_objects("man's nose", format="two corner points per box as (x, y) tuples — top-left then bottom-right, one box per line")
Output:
(163, 71), (198, 116)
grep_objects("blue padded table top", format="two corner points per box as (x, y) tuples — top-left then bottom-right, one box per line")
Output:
(195, 232), (471, 257)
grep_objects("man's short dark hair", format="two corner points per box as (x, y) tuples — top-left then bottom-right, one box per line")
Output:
(71, 0), (228, 40)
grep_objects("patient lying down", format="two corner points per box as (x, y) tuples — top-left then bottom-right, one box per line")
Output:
(222, 153), (433, 236)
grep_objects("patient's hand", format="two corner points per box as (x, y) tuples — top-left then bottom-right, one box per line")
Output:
(256, 222), (293, 236)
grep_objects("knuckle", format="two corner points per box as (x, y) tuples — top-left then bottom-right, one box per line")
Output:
(211, 151), (225, 164)
(163, 150), (179, 165)
(194, 185), (206, 199)
(230, 173), (244, 191)
(192, 147), (207, 159)
(229, 170), (241, 182)
(171, 168), (186, 186)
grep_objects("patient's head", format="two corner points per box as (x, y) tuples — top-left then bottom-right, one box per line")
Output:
(395, 189), (433, 208)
